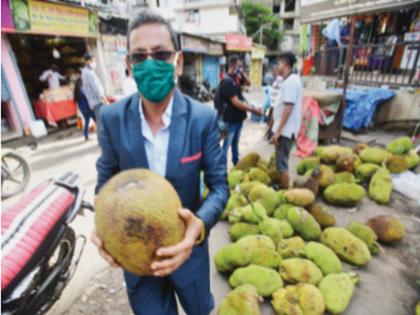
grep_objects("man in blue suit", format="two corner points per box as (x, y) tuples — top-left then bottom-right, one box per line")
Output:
(91, 10), (229, 315)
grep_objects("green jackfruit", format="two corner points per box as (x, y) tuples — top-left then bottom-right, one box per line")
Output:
(366, 215), (405, 243)
(228, 202), (268, 224)
(250, 247), (283, 269)
(319, 272), (359, 314)
(259, 218), (284, 244)
(323, 183), (365, 206)
(320, 146), (353, 164)
(304, 242), (342, 275)
(386, 155), (409, 173)
(249, 185), (279, 215)
(272, 284), (325, 315)
(284, 189), (315, 207)
(214, 243), (251, 273)
(248, 167), (271, 185)
(314, 146), (326, 157)
(334, 172), (357, 184)
(386, 136), (413, 155)
(256, 159), (269, 172)
(229, 264), (283, 297)
(280, 258), (323, 285)
(273, 203), (295, 220)
(279, 220), (294, 238)
(218, 284), (261, 315)
(359, 147), (391, 165)
(228, 170), (245, 189)
(321, 227), (371, 266)
(346, 222), (379, 255)
(287, 207), (321, 240)
(307, 203), (335, 228)
(406, 149), (420, 169)
(318, 165), (335, 188)
(369, 168), (392, 204)
(296, 157), (321, 175)
(237, 234), (276, 251)
(416, 301), (420, 315)
(353, 143), (369, 155)
(239, 181), (264, 198)
(277, 190), (287, 205)
(221, 193), (248, 220)
(236, 152), (260, 171)
(229, 222), (260, 242)
(355, 163), (380, 182)
(277, 236), (305, 258)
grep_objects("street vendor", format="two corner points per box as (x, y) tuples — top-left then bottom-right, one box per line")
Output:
(39, 64), (66, 90)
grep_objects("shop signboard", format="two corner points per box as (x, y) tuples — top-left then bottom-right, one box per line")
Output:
(225, 33), (253, 52)
(251, 45), (266, 59)
(301, 0), (419, 23)
(2, 0), (15, 31)
(208, 42), (224, 56)
(181, 34), (208, 53)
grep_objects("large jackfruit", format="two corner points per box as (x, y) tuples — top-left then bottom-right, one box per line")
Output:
(221, 193), (248, 220)
(287, 207), (321, 240)
(229, 222), (260, 241)
(218, 284), (261, 315)
(284, 189), (315, 207)
(334, 172), (357, 184)
(346, 222), (379, 255)
(256, 159), (269, 172)
(386, 136), (413, 155)
(278, 220), (294, 238)
(321, 227), (371, 266)
(359, 147), (391, 165)
(280, 258), (323, 285)
(249, 247), (283, 269)
(406, 149), (420, 169)
(318, 165), (336, 188)
(272, 283), (325, 315)
(386, 155), (409, 173)
(277, 236), (305, 258)
(320, 146), (353, 164)
(314, 146), (326, 157)
(239, 181), (264, 198)
(248, 167), (271, 185)
(307, 203), (336, 228)
(249, 185), (279, 215)
(353, 143), (369, 155)
(319, 272), (359, 314)
(296, 157), (321, 175)
(259, 218), (284, 244)
(214, 243), (251, 273)
(355, 163), (380, 182)
(303, 242), (342, 275)
(323, 183), (365, 206)
(366, 215), (405, 243)
(368, 168), (392, 204)
(228, 170), (245, 189)
(237, 234), (276, 251)
(229, 264), (284, 297)
(228, 202), (268, 224)
(236, 152), (261, 171)
(273, 203), (295, 220)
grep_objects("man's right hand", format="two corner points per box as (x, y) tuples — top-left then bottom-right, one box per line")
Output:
(251, 107), (263, 116)
(91, 229), (121, 268)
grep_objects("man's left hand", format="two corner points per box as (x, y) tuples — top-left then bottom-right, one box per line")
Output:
(151, 208), (204, 277)
(271, 131), (281, 145)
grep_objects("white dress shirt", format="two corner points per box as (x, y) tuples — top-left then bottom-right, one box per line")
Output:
(139, 97), (173, 177)
(39, 70), (65, 89)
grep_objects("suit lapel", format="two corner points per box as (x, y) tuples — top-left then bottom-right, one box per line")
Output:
(166, 90), (187, 179)
(127, 93), (149, 169)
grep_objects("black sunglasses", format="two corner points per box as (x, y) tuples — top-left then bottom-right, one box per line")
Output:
(129, 50), (175, 64)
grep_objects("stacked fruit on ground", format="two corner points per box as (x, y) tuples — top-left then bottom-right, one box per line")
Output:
(216, 136), (417, 315)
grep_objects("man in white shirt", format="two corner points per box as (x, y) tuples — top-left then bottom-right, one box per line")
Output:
(39, 64), (66, 90)
(271, 52), (303, 189)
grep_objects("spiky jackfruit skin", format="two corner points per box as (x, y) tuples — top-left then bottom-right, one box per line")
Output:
(237, 234), (276, 251)
(279, 220), (294, 238)
(277, 190), (287, 205)
(307, 203), (336, 228)
(229, 222), (260, 241)
(273, 204), (295, 220)
(346, 222), (379, 255)
(386, 155), (409, 173)
(221, 193), (248, 220)
(320, 146), (353, 164)
(214, 243), (251, 273)
(334, 172), (357, 184)
(303, 242), (342, 275)
(257, 159), (269, 172)
(287, 207), (321, 240)
(406, 149), (420, 169)
(353, 143), (369, 155)
(366, 215), (405, 243)
(250, 247), (283, 269)
(323, 183), (365, 206)
(296, 157), (321, 175)
(228, 170), (245, 189)
(285, 189), (315, 207)
(228, 202), (268, 224)
(259, 218), (284, 244)
(218, 285), (261, 315)
(319, 272), (359, 315)
(318, 165), (336, 188)
(272, 284), (325, 315)
(280, 258), (323, 285)
(336, 153), (357, 173)
(249, 185), (279, 216)
(368, 168), (392, 204)
(355, 163), (380, 182)
(236, 152), (261, 171)
(359, 147), (392, 165)
(314, 146), (326, 157)
(277, 236), (305, 258)
(321, 227), (371, 266)
(239, 181), (264, 198)
(248, 167), (271, 185)
(386, 136), (413, 155)
(229, 265), (284, 297)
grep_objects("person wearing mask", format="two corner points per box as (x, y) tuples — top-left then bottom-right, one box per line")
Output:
(271, 52), (303, 189)
(91, 10), (229, 315)
(122, 67), (138, 96)
(39, 64), (66, 89)
(81, 53), (109, 130)
(74, 71), (96, 141)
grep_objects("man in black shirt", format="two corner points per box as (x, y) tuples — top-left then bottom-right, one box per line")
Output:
(217, 55), (262, 165)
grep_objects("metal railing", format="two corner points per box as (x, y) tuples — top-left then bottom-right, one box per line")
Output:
(312, 41), (420, 87)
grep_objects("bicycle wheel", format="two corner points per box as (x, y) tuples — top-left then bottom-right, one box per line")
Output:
(1, 152), (31, 199)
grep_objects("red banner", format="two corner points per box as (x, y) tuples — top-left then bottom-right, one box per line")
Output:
(225, 34), (252, 52)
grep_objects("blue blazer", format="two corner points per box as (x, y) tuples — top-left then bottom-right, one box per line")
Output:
(95, 90), (229, 285)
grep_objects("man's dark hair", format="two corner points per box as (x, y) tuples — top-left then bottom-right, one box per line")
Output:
(128, 10), (179, 51)
(83, 52), (93, 61)
(228, 55), (239, 68)
(278, 52), (297, 68)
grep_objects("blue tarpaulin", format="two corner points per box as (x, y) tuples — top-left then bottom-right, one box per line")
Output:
(341, 88), (395, 132)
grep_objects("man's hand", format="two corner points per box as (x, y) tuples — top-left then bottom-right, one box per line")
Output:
(91, 229), (121, 268)
(271, 131), (281, 145)
(251, 107), (263, 116)
(151, 208), (203, 277)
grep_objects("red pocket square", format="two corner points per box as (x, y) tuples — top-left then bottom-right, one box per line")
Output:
(180, 152), (202, 164)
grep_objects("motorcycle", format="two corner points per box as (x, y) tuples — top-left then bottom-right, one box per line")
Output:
(1, 172), (93, 315)
(1, 149), (31, 199)
(179, 76), (213, 103)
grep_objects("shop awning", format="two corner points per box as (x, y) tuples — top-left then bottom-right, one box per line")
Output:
(180, 33), (224, 55)
(225, 34), (253, 52)
(300, 0), (419, 23)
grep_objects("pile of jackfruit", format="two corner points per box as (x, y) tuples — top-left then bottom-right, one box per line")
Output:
(215, 136), (417, 315)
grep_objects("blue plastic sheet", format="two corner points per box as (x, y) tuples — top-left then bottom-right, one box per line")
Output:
(341, 88), (395, 132)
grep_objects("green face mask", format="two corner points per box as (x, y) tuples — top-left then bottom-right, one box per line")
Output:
(132, 56), (177, 103)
